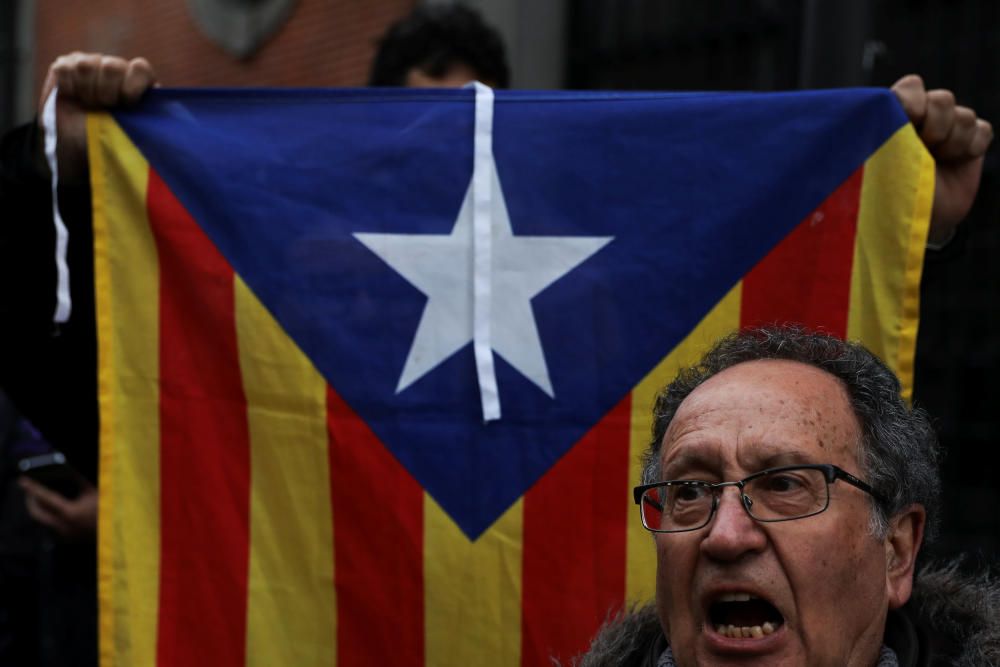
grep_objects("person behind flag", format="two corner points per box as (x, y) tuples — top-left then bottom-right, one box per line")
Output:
(367, 4), (510, 89)
(581, 326), (999, 666)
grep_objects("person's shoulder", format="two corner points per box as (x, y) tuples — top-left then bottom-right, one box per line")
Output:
(573, 603), (665, 667)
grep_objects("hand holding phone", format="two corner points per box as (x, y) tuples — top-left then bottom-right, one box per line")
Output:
(17, 453), (98, 540)
(17, 452), (82, 499)
(18, 468), (97, 540)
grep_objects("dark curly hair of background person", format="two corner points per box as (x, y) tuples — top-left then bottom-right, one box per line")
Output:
(368, 4), (510, 88)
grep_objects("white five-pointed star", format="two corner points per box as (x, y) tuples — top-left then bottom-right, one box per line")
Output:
(355, 157), (612, 397)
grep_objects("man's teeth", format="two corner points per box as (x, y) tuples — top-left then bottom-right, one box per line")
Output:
(717, 592), (752, 602)
(714, 622), (777, 639)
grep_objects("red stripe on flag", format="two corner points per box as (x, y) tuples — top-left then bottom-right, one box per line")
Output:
(521, 395), (632, 664)
(741, 167), (863, 337)
(150, 170), (250, 667)
(327, 386), (425, 664)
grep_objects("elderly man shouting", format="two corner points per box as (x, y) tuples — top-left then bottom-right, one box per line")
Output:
(582, 327), (998, 666)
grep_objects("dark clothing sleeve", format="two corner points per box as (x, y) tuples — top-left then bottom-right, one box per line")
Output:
(0, 122), (98, 483)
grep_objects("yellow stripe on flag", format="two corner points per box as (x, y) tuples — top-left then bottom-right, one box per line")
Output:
(848, 125), (934, 400)
(90, 113), (161, 667)
(234, 278), (336, 666)
(424, 497), (523, 667)
(625, 284), (742, 603)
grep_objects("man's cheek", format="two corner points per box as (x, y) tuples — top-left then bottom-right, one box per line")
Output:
(656, 563), (694, 642)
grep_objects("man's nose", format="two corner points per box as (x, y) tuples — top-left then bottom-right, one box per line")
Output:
(699, 487), (767, 561)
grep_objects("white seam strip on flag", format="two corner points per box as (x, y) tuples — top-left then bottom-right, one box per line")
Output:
(42, 87), (72, 324)
(472, 82), (500, 421)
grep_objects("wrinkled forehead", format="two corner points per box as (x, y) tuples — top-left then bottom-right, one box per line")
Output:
(661, 359), (863, 472)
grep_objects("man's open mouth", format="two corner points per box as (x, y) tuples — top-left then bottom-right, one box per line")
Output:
(708, 593), (785, 640)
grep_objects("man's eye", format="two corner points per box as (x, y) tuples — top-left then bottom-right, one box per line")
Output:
(674, 485), (707, 503)
(763, 474), (804, 493)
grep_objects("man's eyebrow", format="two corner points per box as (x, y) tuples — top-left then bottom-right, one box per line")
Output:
(755, 450), (816, 469)
(661, 451), (718, 478)
(663, 449), (818, 479)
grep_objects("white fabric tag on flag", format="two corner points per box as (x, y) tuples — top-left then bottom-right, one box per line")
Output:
(471, 82), (501, 422)
(42, 87), (72, 325)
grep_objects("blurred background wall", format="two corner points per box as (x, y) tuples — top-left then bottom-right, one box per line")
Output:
(2, 0), (996, 564)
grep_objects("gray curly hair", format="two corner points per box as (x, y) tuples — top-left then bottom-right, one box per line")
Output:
(642, 326), (942, 541)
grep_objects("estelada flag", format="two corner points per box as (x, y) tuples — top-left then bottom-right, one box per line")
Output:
(88, 86), (932, 667)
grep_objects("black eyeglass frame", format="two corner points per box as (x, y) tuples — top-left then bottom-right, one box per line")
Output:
(633, 463), (887, 533)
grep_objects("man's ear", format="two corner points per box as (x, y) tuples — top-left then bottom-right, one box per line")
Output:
(885, 504), (926, 609)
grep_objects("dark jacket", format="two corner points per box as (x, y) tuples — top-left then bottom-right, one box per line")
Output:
(0, 122), (98, 483)
(578, 563), (1000, 666)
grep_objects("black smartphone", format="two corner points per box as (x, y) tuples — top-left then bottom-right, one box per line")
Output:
(17, 452), (82, 499)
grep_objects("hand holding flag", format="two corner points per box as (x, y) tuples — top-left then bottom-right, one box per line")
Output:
(37, 52), (156, 184)
(891, 73), (994, 244)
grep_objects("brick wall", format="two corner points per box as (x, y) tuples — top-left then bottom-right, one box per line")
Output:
(32, 0), (416, 102)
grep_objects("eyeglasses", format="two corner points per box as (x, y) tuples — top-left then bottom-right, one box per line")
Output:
(633, 464), (885, 533)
